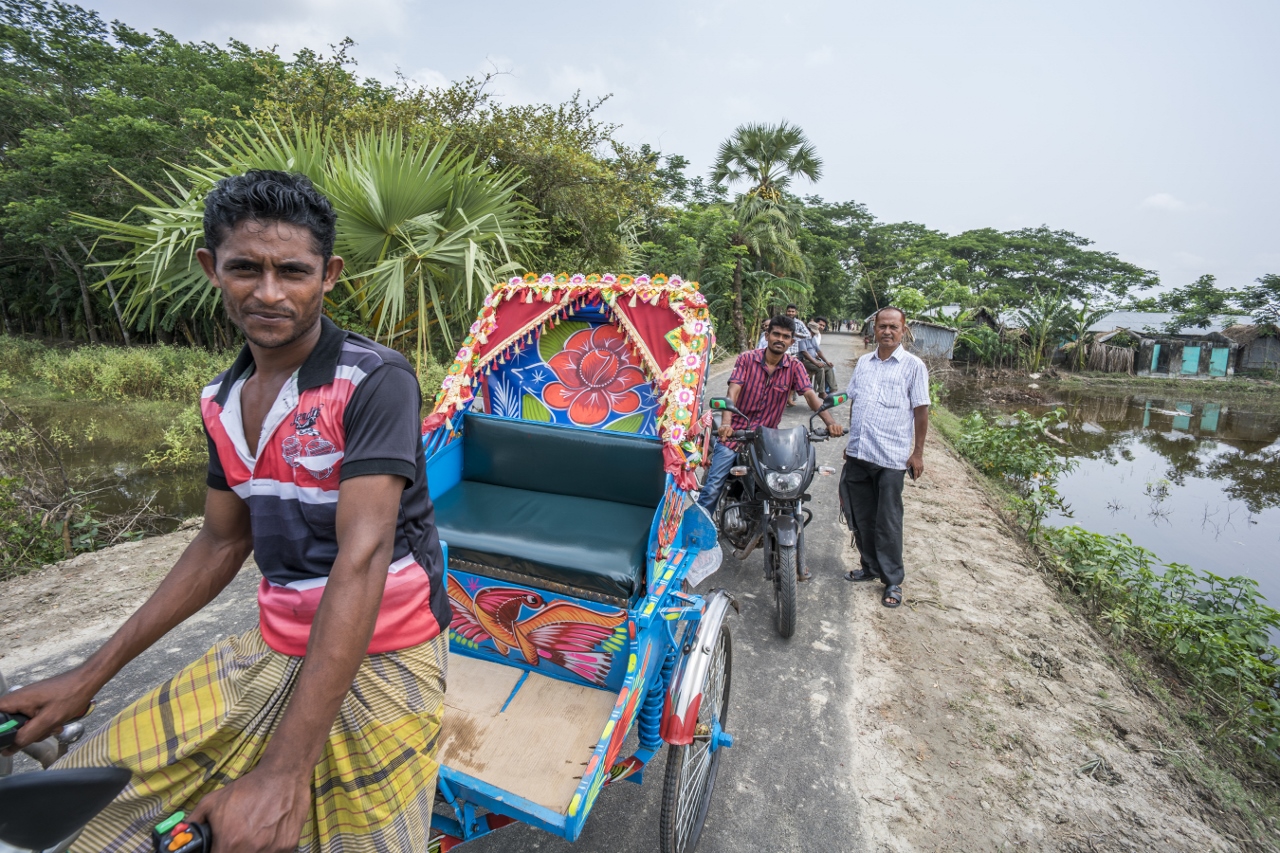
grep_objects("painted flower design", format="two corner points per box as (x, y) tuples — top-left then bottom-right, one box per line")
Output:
(543, 325), (647, 427)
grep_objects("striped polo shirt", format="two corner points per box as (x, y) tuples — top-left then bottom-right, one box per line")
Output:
(202, 317), (449, 656)
(724, 348), (813, 448)
(844, 345), (931, 469)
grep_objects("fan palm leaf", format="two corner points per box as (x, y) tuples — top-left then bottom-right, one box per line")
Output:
(74, 120), (542, 367)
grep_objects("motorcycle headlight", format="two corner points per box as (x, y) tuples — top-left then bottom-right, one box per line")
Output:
(765, 470), (806, 497)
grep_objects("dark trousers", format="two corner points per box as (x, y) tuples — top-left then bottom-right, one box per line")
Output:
(840, 456), (906, 586)
(807, 364), (837, 395)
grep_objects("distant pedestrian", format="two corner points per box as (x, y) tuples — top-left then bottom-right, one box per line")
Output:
(838, 306), (929, 608)
(797, 319), (837, 395)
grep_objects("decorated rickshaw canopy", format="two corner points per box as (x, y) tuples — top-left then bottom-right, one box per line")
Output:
(421, 273), (715, 489)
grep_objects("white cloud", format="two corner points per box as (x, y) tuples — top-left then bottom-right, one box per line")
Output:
(1139, 192), (1192, 212)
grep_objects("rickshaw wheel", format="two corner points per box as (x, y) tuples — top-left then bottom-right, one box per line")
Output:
(659, 622), (732, 853)
(774, 545), (798, 638)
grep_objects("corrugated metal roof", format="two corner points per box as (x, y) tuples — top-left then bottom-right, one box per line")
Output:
(1086, 311), (1247, 336)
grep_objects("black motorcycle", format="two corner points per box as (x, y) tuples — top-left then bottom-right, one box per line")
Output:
(706, 394), (847, 638)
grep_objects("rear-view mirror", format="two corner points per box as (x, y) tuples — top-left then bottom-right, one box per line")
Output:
(820, 393), (849, 411)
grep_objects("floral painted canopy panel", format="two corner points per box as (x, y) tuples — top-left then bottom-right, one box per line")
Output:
(484, 303), (660, 435)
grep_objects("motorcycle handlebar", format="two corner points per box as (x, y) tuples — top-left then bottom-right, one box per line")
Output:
(153, 813), (211, 853)
(0, 711), (30, 750)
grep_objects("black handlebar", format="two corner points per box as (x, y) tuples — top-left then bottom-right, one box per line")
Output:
(0, 711), (30, 750)
(153, 813), (211, 853)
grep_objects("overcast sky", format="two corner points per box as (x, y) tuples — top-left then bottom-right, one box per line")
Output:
(88, 0), (1279, 293)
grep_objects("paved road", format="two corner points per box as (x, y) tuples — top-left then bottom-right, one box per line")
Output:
(10, 333), (869, 853)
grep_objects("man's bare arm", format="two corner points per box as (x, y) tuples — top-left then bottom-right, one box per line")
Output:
(189, 473), (404, 852)
(907, 405), (929, 478)
(0, 488), (253, 750)
(717, 382), (744, 439)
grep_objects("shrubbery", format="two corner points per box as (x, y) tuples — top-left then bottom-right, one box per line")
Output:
(33, 344), (230, 402)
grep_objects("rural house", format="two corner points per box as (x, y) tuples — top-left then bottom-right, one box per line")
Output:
(1221, 324), (1280, 373)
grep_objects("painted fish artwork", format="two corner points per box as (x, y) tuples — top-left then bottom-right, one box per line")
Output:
(447, 574), (627, 687)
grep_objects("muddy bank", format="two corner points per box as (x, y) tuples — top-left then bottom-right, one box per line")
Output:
(843, 425), (1276, 851)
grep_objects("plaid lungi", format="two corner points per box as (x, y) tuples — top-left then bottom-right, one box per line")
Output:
(56, 627), (447, 853)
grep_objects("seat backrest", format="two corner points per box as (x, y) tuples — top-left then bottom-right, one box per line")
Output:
(462, 414), (665, 508)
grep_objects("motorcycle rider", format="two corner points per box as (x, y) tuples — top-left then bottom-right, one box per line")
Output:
(698, 316), (844, 577)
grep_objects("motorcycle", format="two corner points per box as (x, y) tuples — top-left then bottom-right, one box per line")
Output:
(705, 394), (847, 638)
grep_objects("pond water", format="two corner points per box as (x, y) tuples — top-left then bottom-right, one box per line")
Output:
(945, 387), (1280, 614)
(8, 399), (206, 531)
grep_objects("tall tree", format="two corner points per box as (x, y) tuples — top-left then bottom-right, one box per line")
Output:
(1157, 274), (1243, 333)
(0, 0), (273, 342)
(1240, 274), (1280, 325)
(710, 122), (823, 348)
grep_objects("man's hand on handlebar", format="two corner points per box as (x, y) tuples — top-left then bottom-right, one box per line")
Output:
(0, 668), (96, 755)
(188, 767), (311, 853)
(717, 422), (735, 441)
(824, 418), (845, 438)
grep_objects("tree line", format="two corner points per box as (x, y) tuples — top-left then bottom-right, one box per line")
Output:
(2, 0), (1275, 362)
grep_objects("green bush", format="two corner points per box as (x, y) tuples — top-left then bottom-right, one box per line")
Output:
(1041, 527), (1280, 754)
(0, 336), (50, 375)
(34, 345), (230, 402)
(145, 406), (207, 470)
(953, 408), (1071, 490)
(0, 474), (67, 578)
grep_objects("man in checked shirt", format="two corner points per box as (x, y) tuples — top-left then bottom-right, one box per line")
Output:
(839, 307), (930, 608)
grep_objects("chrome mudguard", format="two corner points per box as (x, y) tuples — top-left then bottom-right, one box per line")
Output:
(659, 589), (736, 745)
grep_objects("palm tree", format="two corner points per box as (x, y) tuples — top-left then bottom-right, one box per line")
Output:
(710, 122), (823, 348)
(712, 121), (823, 203)
(75, 121), (542, 368)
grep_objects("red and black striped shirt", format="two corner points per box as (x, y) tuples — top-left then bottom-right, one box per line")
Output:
(724, 348), (812, 448)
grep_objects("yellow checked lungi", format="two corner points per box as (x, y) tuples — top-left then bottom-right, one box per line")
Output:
(57, 627), (447, 853)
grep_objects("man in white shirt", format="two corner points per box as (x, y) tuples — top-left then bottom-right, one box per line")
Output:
(838, 307), (930, 608)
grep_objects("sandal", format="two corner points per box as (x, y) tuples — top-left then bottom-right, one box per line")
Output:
(882, 585), (902, 608)
(797, 566), (813, 582)
(844, 568), (879, 583)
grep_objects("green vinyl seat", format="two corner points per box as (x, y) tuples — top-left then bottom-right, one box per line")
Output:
(432, 414), (665, 603)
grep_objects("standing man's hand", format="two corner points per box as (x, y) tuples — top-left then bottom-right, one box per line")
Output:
(825, 419), (845, 438)
(907, 452), (925, 480)
(189, 767), (311, 853)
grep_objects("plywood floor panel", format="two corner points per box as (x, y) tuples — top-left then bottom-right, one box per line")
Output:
(440, 652), (618, 815)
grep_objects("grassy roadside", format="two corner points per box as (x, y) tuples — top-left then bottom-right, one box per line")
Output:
(930, 403), (1280, 842)
(1042, 371), (1280, 408)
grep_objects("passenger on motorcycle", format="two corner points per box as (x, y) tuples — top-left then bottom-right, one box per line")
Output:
(697, 316), (844, 517)
(0, 171), (450, 853)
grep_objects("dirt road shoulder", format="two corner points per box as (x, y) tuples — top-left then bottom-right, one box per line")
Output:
(842, 423), (1273, 851)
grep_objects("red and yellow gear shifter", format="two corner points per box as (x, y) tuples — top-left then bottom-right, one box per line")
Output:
(152, 811), (209, 853)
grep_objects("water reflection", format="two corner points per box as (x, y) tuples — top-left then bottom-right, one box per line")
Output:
(945, 386), (1280, 612)
(5, 399), (206, 529)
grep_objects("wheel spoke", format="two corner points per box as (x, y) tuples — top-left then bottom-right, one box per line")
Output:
(677, 746), (713, 842)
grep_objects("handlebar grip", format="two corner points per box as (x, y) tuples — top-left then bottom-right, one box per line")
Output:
(153, 814), (210, 853)
(0, 711), (31, 749)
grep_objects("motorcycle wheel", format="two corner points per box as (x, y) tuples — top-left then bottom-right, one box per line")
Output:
(774, 544), (798, 638)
